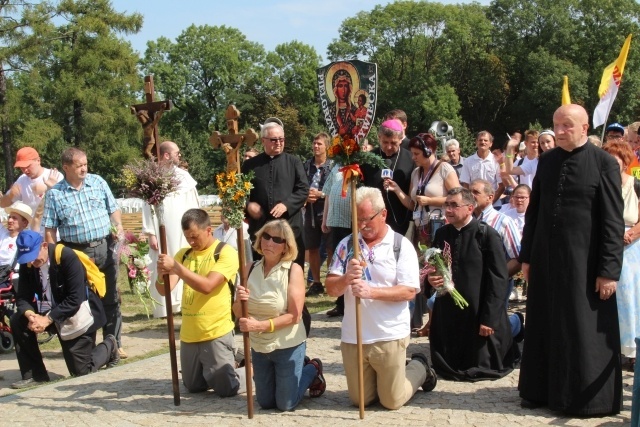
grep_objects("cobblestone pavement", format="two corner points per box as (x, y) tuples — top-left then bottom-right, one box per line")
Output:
(1, 314), (633, 426)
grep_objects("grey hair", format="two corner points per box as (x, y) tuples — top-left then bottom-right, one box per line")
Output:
(260, 122), (284, 138)
(444, 139), (460, 150)
(470, 178), (494, 195)
(355, 186), (385, 211)
(447, 187), (477, 207)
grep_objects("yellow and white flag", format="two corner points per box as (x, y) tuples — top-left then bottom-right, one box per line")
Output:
(593, 34), (632, 128)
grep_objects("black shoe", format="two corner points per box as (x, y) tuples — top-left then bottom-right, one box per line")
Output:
(105, 334), (120, 368)
(514, 312), (525, 343)
(411, 353), (437, 392)
(520, 398), (545, 409)
(326, 306), (344, 317)
(306, 282), (324, 297)
(11, 376), (50, 389)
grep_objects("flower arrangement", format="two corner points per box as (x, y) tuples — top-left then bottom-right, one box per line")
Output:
(118, 231), (158, 318)
(419, 243), (468, 309)
(328, 134), (386, 170)
(119, 158), (179, 208)
(216, 170), (255, 229)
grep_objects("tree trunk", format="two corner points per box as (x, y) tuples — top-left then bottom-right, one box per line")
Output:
(0, 65), (14, 189)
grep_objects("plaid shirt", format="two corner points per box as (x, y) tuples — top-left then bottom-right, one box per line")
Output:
(42, 174), (118, 243)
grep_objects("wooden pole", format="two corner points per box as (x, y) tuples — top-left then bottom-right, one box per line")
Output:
(159, 224), (180, 406)
(236, 224), (254, 418)
(350, 177), (364, 419)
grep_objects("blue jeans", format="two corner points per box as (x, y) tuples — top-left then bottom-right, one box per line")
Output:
(252, 341), (317, 411)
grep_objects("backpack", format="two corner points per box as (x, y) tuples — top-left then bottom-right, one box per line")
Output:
(54, 244), (106, 297)
(247, 260), (312, 337)
(181, 241), (235, 320)
(342, 232), (403, 274)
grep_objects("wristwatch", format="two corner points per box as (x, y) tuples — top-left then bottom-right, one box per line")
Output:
(319, 192), (325, 199)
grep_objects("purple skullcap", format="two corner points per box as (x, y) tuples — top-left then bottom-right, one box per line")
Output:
(381, 119), (403, 132)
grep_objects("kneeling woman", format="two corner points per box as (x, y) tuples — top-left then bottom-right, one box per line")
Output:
(233, 220), (325, 411)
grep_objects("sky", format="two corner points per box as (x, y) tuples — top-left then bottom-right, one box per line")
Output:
(110, 0), (491, 60)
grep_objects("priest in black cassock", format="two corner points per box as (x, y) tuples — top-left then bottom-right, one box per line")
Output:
(241, 119), (309, 267)
(518, 104), (624, 416)
(361, 119), (415, 235)
(428, 187), (516, 381)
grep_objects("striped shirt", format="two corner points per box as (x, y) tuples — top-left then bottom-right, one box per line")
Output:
(42, 174), (118, 243)
(478, 205), (520, 260)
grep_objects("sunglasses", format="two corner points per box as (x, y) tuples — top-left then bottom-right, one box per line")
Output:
(262, 232), (286, 244)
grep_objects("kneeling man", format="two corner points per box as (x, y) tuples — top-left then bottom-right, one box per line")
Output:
(326, 186), (437, 410)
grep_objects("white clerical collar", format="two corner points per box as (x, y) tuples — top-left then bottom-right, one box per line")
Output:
(454, 216), (473, 231)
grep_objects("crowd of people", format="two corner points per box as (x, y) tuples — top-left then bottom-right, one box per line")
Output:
(1, 103), (638, 418)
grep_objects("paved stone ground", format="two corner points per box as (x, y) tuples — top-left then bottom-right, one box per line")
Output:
(0, 314), (633, 426)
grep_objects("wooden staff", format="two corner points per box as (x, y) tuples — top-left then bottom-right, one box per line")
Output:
(236, 227), (253, 419)
(159, 223), (180, 406)
(350, 177), (365, 419)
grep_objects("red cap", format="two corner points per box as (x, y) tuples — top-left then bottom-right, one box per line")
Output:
(14, 147), (39, 168)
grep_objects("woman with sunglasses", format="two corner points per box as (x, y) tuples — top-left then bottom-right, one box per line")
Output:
(233, 220), (326, 411)
(387, 133), (460, 337)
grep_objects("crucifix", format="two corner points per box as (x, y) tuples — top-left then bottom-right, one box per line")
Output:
(130, 75), (180, 406)
(131, 75), (173, 159)
(210, 104), (258, 418)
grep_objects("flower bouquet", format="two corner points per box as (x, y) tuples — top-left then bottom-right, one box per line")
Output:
(118, 231), (160, 318)
(119, 158), (179, 220)
(215, 170), (254, 229)
(328, 134), (386, 197)
(419, 242), (468, 309)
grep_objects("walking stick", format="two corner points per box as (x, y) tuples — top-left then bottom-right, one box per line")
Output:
(350, 177), (365, 419)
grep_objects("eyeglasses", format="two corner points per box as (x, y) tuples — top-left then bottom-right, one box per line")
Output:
(512, 196), (529, 200)
(357, 210), (382, 224)
(262, 232), (286, 244)
(605, 135), (623, 140)
(264, 137), (285, 144)
(443, 202), (471, 210)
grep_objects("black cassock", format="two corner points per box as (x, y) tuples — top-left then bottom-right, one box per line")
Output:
(242, 152), (309, 264)
(430, 218), (516, 381)
(518, 142), (624, 416)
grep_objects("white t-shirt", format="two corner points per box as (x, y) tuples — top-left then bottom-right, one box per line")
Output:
(501, 206), (525, 236)
(516, 156), (538, 189)
(12, 169), (63, 215)
(459, 152), (501, 190)
(0, 225), (17, 265)
(328, 225), (419, 344)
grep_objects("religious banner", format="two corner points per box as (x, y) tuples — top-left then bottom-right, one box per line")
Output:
(317, 60), (377, 143)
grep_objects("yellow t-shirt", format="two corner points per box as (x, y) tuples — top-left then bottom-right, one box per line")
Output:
(176, 240), (239, 343)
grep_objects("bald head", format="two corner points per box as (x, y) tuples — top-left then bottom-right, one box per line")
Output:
(553, 104), (589, 151)
(159, 140), (181, 165)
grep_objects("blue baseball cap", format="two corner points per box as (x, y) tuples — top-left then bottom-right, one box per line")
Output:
(606, 122), (625, 134)
(16, 230), (43, 264)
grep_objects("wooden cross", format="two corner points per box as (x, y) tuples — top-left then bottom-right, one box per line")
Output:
(210, 104), (256, 418)
(130, 75), (180, 407)
(209, 104), (258, 173)
(130, 75), (173, 159)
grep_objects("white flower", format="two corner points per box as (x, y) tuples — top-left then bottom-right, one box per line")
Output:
(133, 257), (145, 269)
(143, 254), (152, 266)
(423, 247), (442, 261)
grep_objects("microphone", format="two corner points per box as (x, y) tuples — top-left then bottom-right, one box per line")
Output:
(381, 169), (393, 192)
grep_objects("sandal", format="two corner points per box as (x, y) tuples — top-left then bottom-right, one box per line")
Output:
(307, 358), (326, 398)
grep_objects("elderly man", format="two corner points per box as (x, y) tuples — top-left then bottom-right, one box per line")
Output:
(242, 118), (309, 267)
(42, 147), (125, 361)
(428, 187), (517, 381)
(142, 140), (200, 318)
(303, 132), (332, 296)
(325, 186), (437, 410)
(0, 202), (33, 286)
(10, 230), (118, 389)
(361, 119), (415, 235)
(1, 147), (62, 232)
(445, 139), (465, 178)
(518, 104), (624, 416)
(459, 131), (504, 201)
